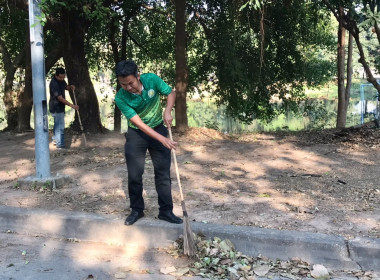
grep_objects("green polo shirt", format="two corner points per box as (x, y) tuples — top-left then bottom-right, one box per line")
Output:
(115, 73), (172, 129)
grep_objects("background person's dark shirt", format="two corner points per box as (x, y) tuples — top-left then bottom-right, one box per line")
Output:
(49, 76), (67, 113)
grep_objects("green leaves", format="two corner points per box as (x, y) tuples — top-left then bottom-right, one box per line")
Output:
(207, 0), (335, 124)
(240, 0), (264, 11)
(31, 12), (47, 27)
(358, 5), (380, 29)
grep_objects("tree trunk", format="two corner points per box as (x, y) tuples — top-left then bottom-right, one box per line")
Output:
(61, 11), (103, 133)
(323, 0), (380, 121)
(0, 39), (26, 131)
(108, 16), (121, 132)
(344, 33), (353, 113)
(352, 28), (380, 93)
(336, 7), (346, 129)
(17, 26), (33, 132)
(174, 0), (189, 132)
(17, 47), (33, 132)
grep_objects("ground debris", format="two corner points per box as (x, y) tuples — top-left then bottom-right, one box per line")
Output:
(167, 234), (379, 280)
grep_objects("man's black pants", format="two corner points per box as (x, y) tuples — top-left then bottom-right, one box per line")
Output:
(124, 123), (173, 213)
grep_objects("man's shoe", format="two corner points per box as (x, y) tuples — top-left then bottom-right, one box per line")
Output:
(124, 210), (144, 225)
(158, 211), (183, 224)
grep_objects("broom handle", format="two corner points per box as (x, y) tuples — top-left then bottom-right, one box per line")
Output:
(73, 90), (87, 146)
(72, 90), (84, 132)
(168, 127), (185, 201)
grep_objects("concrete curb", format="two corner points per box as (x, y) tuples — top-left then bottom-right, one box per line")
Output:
(1, 206), (379, 272)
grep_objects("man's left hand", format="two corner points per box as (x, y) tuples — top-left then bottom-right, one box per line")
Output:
(163, 109), (173, 128)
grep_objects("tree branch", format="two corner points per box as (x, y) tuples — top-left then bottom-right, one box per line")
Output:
(108, 16), (120, 63)
(193, 11), (211, 39)
(45, 41), (63, 73)
(0, 37), (26, 72)
(0, 38), (13, 71)
(125, 29), (147, 53)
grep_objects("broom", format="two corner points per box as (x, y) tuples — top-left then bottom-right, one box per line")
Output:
(72, 90), (87, 147)
(168, 127), (196, 256)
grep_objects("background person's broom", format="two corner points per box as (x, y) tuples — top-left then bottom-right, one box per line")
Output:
(72, 90), (87, 147)
(168, 127), (196, 256)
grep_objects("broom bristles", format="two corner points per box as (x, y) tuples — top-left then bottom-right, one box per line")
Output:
(181, 201), (196, 256)
(183, 216), (196, 256)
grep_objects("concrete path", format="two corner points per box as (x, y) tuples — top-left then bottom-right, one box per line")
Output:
(0, 231), (203, 280)
(0, 205), (379, 279)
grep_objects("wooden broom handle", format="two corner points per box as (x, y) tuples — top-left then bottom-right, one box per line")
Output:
(168, 127), (185, 201)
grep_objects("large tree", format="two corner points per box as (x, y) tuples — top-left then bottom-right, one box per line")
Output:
(320, 1), (380, 93)
(6, 0), (112, 133)
(336, 6), (354, 128)
(319, 0), (380, 127)
(0, 4), (27, 131)
(44, 1), (106, 132)
(194, 0), (336, 123)
(175, 0), (189, 131)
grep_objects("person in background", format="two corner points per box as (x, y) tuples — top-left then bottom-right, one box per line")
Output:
(49, 67), (78, 149)
(115, 60), (183, 226)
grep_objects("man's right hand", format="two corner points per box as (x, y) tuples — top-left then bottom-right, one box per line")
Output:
(161, 136), (177, 150)
(72, 104), (79, 110)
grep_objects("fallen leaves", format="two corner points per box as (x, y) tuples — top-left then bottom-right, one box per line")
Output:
(163, 234), (327, 280)
(160, 266), (176, 274)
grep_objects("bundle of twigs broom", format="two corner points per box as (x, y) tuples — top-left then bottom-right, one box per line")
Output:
(168, 127), (196, 256)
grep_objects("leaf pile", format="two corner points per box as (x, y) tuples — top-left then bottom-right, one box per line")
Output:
(167, 235), (378, 279)
(174, 235), (317, 280)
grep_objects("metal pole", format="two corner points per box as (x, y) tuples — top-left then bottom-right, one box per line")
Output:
(29, 0), (51, 178)
(360, 84), (364, 124)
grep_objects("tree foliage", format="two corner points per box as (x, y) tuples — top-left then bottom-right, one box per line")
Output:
(1, 0), (352, 131)
(318, 0), (380, 95)
(196, 0), (336, 123)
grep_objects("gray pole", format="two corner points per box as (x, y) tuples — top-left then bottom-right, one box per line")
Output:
(29, 0), (51, 178)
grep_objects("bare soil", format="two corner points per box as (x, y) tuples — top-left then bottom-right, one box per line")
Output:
(1, 125), (380, 240)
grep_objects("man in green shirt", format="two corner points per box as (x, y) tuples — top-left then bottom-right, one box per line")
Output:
(115, 60), (183, 225)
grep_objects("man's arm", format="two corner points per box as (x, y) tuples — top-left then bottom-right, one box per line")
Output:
(129, 114), (177, 150)
(163, 90), (176, 128)
(65, 85), (75, 91)
(57, 95), (79, 110)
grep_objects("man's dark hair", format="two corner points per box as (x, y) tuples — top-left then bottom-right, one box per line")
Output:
(115, 60), (138, 77)
(55, 67), (66, 76)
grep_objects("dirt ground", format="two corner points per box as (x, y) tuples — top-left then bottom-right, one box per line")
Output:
(0, 125), (380, 240)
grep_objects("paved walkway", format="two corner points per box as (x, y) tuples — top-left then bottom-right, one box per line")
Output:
(0, 206), (379, 279)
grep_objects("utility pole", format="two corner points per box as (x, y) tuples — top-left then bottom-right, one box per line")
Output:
(28, 0), (50, 178)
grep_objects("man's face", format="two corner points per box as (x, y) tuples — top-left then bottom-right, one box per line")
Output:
(118, 74), (141, 94)
(55, 74), (65, 82)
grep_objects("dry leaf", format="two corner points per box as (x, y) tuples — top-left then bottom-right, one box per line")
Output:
(310, 264), (329, 279)
(220, 258), (232, 265)
(253, 265), (271, 276)
(114, 272), (127, 279)
(160, 266), (177, 275)
(170, 267), (189, 276)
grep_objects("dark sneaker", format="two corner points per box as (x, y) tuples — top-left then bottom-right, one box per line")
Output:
(158, 211), (183, 224)
(124, 210), (144, 225)
(56, 146), (66, 150)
